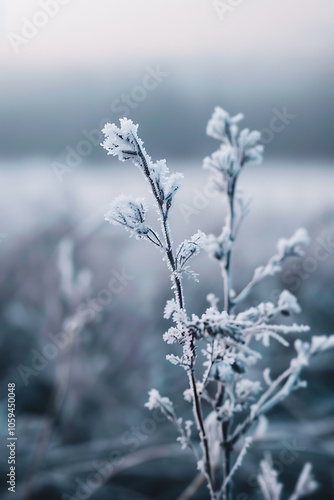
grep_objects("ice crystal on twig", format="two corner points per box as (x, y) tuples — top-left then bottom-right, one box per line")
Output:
(176, 230), (205, 278)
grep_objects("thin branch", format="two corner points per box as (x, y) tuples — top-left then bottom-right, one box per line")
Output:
(221, 437), (253, 496)
(219, 179), (237, 500)
(221, 179), (236, 312)
(233, 254), (284, 306)
(188, 371), (217, 499)
(135, 138), (216, 498)
(136, 142), (185, 310)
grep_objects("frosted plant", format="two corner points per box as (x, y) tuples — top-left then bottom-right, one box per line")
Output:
(101, 110), (334, 500)
(257, 455), (318, 500)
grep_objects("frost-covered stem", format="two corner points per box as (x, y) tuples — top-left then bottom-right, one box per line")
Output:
(188, 370), (216, 500)
(136, 143), (185, 309)
(221, 437), (253, 498)
(222, 179), (236, 312)
(162, 211), (185, 310)
(220, 180), (236, 500)
(220, 421), (232, 500)
(135, 139), (215, 496)
(232, 275), (257, 306)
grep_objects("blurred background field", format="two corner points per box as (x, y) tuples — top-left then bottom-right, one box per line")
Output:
(1, 0), (334, 499)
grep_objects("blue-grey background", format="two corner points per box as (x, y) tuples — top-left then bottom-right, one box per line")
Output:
(0, 1), (334, 499)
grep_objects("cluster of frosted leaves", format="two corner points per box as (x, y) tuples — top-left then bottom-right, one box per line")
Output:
(102, 118), (183, 215)
(175, 230), (206, 280)
(149, 159), (184, 213)
(203, 107), (264, 191)
(258, 455), (318, 500)
(203, 341), (259, 384)
(178, 288), (314, 414)
(195, 290), (306, 343)
(105, 195), (150, 238)
(145, 389), (175, 417)
(162, 299), (196, 369)
(162, 287), (310, 378)
(200, 343), (264, 420)
(206, 107), (244, 142)
(101, 119), (141, 162)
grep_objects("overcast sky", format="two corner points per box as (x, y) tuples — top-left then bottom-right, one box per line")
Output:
(1, 0), (334, 69)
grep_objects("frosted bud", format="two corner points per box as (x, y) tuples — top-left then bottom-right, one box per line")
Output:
(206, 106), (244, 142)
(277, 228), (310, 258)
(105, 195), (149, 238)
(278, 290), (301, 315)
(101, 118), (140, 161)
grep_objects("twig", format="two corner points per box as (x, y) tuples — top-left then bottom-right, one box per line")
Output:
(135, 138), (216, 499)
